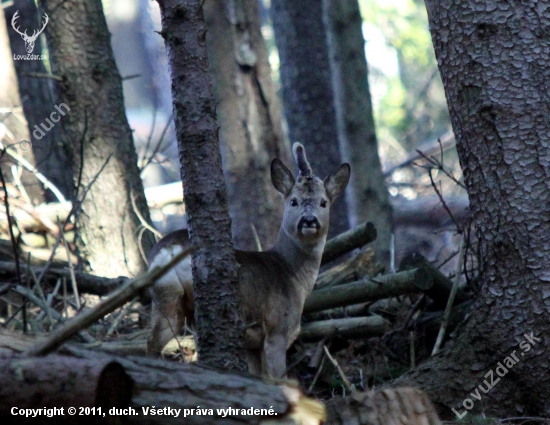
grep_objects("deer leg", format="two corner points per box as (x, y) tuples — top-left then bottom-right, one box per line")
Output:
(147, 291), (185, 357)
(263, 334), (288, 379)
(245, 349), (262, 376)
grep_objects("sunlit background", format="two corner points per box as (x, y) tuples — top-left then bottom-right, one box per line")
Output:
(101, 0), (463, 204)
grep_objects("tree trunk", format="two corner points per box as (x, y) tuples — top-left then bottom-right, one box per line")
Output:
(395, 0), (550, 418)
(0, 355), (132, 423)
(38, 0), (155, 278)
(0, 335), (324, 425)
(4, 1), (73, 201)
(0, 7), (43, 203)
(157, 0), (247, 372)
(204, 0), (290, 251)
(270, 0), (349, 238)
(322, 0), (393, 264)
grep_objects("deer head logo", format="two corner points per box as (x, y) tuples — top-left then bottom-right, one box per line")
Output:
(11, 11), (49, 54)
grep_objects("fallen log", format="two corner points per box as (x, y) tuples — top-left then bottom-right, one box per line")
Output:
(70, 346), (324, 425)
(5, 183), (184, 233)
(316, 248), (375, 289)
(0, 355), (132, 425)
(0, 331), (325, 425)
(304, 268), (432, 314)
(0, 223), (376, 297)
(392, 195), (469, 227)
(0, 260), (126, 296)
(300, 315), (387, 341)
(399, 252), (469, 309)
(383, 130), (455, 177)
(321, 222), (377, 266)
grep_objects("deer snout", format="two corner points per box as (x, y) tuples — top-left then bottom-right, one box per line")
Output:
(298, 215), (321, 234)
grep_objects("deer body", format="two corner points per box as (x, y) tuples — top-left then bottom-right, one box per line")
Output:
(147, 143), (350, 378)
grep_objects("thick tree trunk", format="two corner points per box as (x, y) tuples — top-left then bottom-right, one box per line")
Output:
(0, 7), (42, 203)
(157, 0), (247, 371)
(395, 0), (550, 418)
(38, 0), (155, 278)
(204, 0), (290, 250)
(4, 1), (73, 200)
(322, 0), (393, 264)
(270, 0), (349, 238)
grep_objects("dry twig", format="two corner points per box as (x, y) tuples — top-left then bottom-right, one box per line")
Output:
(59, 221), (80, 309)
(323, 345), (354, 393)
(432, 234), (466, 355)
(24, 244), (197, 357)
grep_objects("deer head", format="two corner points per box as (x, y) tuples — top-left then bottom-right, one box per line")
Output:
(11, 11), (49, 54)
(271, 142), (350, 247)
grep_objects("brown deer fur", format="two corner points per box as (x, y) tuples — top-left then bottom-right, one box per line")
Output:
(147, 143), (350, 378)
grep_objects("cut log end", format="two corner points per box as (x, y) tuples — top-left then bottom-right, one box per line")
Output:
(96, 361), (133, 411)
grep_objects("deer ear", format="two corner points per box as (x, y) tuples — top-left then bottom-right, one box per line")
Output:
(324, 163), (350, 201)
(271, 158), (295, 197)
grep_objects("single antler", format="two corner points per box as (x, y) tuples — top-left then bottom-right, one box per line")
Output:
(30, 13), (49, 41)
(11, 11), (27, 38)
(293, 142), (313, 177)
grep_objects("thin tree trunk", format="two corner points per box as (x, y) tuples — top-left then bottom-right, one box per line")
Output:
(396, 0), (550, 418)
(38, 0), (155, 278)
(322, 0), (393, 264)
(0, 7), (42, 203)
(157, 0), (247, 371)
(204, 0), (290, 250)
(4, 1), (73, 200)
(270, 0), (349, 238)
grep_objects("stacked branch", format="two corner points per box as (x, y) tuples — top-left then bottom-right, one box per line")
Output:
(0, 216), (468, 381)
(296, 225), (470, 346)
(0, 219), (468, 346)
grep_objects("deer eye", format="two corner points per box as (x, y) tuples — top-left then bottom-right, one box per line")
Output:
(290, 198), (298, 207)
(320, 199), (327, 208)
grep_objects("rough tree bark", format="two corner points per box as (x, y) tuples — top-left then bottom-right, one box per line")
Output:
(38, 0), (155, 278)
(204, 0), (290, 250)
(0, 7), (42, 203)
(0, 343), (322, 425)
(270, 0), (349, 238)
(157, 0), (247, 371)
(322, 0), (393, 264)
(396, 0), (550, 418)
(4, 0), (73, 200)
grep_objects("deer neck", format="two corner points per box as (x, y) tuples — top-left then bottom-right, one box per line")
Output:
(270, 228), (325, 293)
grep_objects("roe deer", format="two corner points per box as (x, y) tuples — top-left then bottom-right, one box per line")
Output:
(147, 143), (350, 378)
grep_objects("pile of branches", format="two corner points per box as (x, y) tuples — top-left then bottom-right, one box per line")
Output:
(284, 223), (471, 396)
(0, 214), (470, 410)
(0, 250), (327, 424)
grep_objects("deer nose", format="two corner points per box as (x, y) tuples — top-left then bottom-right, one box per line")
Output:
(298, 215), (320, 230)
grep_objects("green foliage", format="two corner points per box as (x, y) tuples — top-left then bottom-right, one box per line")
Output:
(359, 0), (451, 155)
